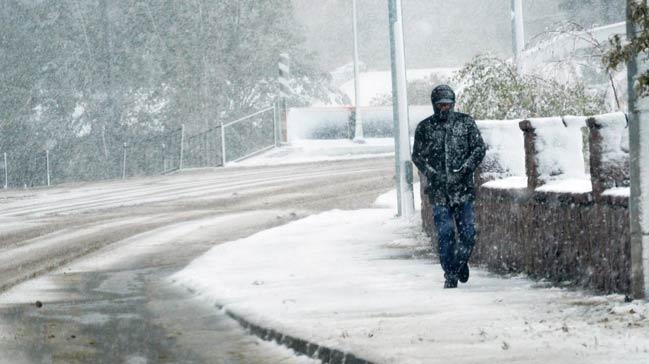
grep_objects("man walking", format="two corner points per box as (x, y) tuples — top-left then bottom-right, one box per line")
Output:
(412, 85), (486, 288)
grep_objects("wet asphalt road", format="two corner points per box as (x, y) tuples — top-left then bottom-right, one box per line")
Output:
(0, 158), (395, 363)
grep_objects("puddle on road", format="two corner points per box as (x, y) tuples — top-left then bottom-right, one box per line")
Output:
(0, 209), (323, 363)
(0, 268), (186, 364)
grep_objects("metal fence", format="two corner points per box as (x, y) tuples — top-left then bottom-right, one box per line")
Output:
(223, 106), (278, 163)
(123, 127), (184, 177)
(183, 125), (225, 168)
(182, 105), (278, 167)
(1, 105), (279, 189)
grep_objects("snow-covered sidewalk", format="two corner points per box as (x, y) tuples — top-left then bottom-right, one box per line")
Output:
(171, 192), (649, 364)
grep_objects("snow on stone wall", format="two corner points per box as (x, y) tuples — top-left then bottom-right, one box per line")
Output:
(529, 116), (588, 181)
(476, 119), (525, 179)
(595, 112), (629, 167)
(588, 112), (630, 197)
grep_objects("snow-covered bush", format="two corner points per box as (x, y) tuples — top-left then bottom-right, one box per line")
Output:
(453, 55), (607, 120)
(521, 21), (627, 112)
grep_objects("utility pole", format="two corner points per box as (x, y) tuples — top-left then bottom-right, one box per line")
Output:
(511, 0), (525, 74)
(388, 0), (415, 218)
(352, 0), (365, 143)
(626, 0), (649, 299)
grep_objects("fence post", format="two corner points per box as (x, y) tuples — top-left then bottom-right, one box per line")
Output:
(122, 143), (127, 180)
(179, 124), (185, 170)
(203, 133), (209, 166)
(162, 142), (166, 173)
(45, 150), (51, 186)
(348, 107), (356, 140)
(220, 121), (227, 166)
(3, 152), (7, 189)
(273, 101), (280, 147)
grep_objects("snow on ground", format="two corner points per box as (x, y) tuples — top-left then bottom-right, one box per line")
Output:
(374, 182), (421, 210)
(232, 138), (395, 167)
(171, 189), (649, 364)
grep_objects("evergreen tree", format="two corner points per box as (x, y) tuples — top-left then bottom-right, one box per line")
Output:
(604, 0), (649, 97)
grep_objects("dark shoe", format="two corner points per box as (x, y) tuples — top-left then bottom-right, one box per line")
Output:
(444, 274), (458, 289)
(459, 263), (470, 283)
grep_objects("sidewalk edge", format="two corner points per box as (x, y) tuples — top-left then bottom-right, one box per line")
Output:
(218, 304), (376, 364)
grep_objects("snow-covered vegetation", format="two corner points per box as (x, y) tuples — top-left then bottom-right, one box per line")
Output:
(453, 55), (608, 120)
(0, 1), (342, 187)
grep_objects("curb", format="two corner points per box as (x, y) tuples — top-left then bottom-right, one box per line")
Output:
(218, 304), (375, 364)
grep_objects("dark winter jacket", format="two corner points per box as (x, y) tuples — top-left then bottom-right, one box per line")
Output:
(412, 111), (486, 206)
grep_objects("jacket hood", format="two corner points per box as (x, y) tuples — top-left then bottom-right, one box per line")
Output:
(431, 85), (456, 105)
(431, 85), (456, 117)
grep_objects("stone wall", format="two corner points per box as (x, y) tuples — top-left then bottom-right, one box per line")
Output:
(419, 112), (631, 294)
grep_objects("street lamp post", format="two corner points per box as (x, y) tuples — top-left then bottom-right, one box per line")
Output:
(352, 0), (364, 142)
(511, 0), (525, 73)
(388, 0), (415, 218)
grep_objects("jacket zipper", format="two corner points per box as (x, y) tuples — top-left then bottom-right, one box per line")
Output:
(444, 116), (450, 184)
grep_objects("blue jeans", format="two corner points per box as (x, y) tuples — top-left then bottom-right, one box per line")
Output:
(432, 201), (476, 277)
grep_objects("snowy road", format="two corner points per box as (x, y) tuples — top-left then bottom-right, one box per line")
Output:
(0, 157), (395, 363)
(0, 159), (393, 292)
